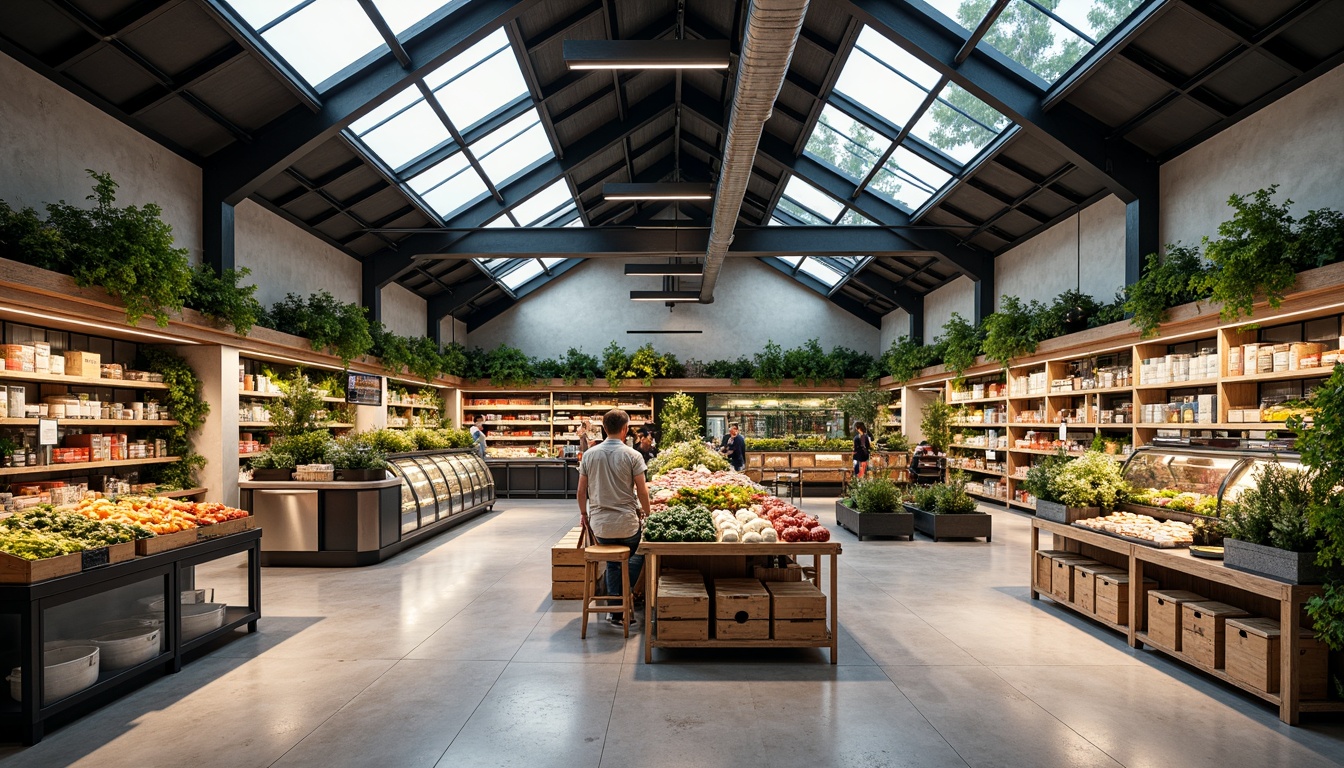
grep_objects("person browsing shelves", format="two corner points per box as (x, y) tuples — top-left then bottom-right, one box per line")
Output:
(719, 423), (746, 472)
(577, 409), (652, 628)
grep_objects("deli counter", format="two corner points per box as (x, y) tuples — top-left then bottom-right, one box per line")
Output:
(1120, 444), (1303, 521)
(241, 448), (496, 566)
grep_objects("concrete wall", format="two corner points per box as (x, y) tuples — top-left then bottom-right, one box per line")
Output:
(994, 195), (1127, 307)
(439, 316), (468, 346)
(467, 257), (881, 359)
(381, 283), (426, 338)
(1162, 63), (1344, 248)
(234, 200), (361, 308)
(0, 51), (202, 263)
(924, 277), (975, 344)
(880, 308), (911, 350)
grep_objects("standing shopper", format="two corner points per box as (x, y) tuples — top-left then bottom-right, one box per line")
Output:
(719, 423), (746, 472)
(577, 417), (592, 453)
(577, 409), (652, 627)
(852, 422), (872, 478)
(470, 415), (487, 458)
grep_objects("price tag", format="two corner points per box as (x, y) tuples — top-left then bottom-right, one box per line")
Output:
(38, 418), (58, 446)
(1058, 423), (1067, 441)
(986, 450), (997, 461)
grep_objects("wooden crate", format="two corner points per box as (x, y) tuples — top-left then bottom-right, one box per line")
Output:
(762, 453), (791, 468)
(713, 578), (770, 621)
(1181, 600), (1250, 669)
(552, 564), (585, 583)
(1034, 550), (1072, 593)
(196, 516), (255, 539)
(1073, 563), (1125, 615)
(789, 453), (815, 468)
(657, 618), (709, 641)
(657, 574), (709, 620)
(1050, 556), (1096, 603)
(0, 552), (81, 583)
(754, 563), (804, 582)
(1147, 590), (1206, 651)
(550, 527), (586, 566)
(1225, 617), (1329, 698)
(716, 619), (769, 640)
(766, 581), (825, 620)
(1095, 573), (1157, 626)
(135, 528), (198, 556)
(773, 619), (827, 641)
(552, 582), (586, 600)
(813, 453), (848, 468)
(106, 541), (136, 565)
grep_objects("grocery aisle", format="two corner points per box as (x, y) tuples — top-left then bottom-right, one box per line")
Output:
(2, 500), (1342, 768)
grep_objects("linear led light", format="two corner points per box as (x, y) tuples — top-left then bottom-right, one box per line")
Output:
(623, 263), (704, 276)
(563, 40), (731, 70)
(604, 182), (714, 201)
(630, 291), (700, 302)
(0, 306), (201, 344)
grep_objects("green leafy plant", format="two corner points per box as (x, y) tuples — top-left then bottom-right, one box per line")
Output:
(982, 295), (1043, 368)
(1219, 461), (1318, 551)
(659, 392), (702, 444)
(1291, 365), (1344, 566)
(0, 198), (69, 269)
(1306, 580), (1344, 651)
(270, 431), (332, 465)
(248, 449), (296, 470)
(1201, 186), (1302, 324)
(875, 431), (910, 453)
(647, 441), (729, 476)
(407, 335), (444, 382)
(265, 290), (373, 366)
(370, 322), (413, 376)
(920, 399), (955, 454)
(1020, 450), (1069, 503)
(602, 341), (633, 391)
(42, 171), (193, 327)
(559, 347), (601, 386)
(848, 474), (902, 514)
(408, 427), (451, 450)
(265, 368), (329, 437)
(930, 474), (979, 514)
(935, 312), (984, 381)
(882, 336), (941, 384)
(326, 433), (388, 471)
(629, 343), (675, 386)
(705, 357), (755, 385)
(484, 343), (533, 387)
(136, 347), (209, 489)
(753, 340), (785, 388)
(364, 428), (417, 454)
(186, 265), (263, 334)
(1124, 244), (1213, 338)
(1049, 450), (1128, 509)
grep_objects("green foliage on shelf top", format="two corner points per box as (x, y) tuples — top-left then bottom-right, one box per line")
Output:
(629, 343), (681, 386)
(935, 312), (984, 382)
(186, 264), (264, 335)
(882, 336), (943, 384)
(262, 290), (373, 367)
(752, 340), (786, 388)
(1123, 244), (1212, 339)
(484, 343), (535, 388)
(601, 341), (634, 391)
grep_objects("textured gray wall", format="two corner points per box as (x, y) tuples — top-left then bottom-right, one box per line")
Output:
(880, 308), (912, 350)
(234, 200), (362, 308)
(924, 276), (975, 344)
(382, 283), (427, 338)
(466, 257), (882, 358)
(0, 51), (202, 263)
(994, 195), (1127, 308)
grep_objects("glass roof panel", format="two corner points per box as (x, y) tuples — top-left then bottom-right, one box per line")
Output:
(838, 209), (875, 226)
(359, 99), (451, 170)
(804, 105), (890, 183)
(500, 259), (545, 290)
(224, 0), (298, 29)
(424, 28), (510, 90)
(420, 164), (488, 218)
(984, 0), (1092, 83)
(909, 82), (1008, 164)
(470, 112), (532, 158)
(833, 42), (930, 130)
(371, 0), (461, 37)
(408, 151), (469, 194)
(541, 257), (567, 268)
(777, 256), (803, 266)
(777, 199), (828, 225)
(435, 46), (529, 131)
(564, 217), (584, 227)
(485, 214), (516, 227)
(510, 180), (572, 226)
(873, 146), (953, 210)
(476, 117), (552, 186)
(781, 177), (843, 222)
(349, 85), (421, 135)
(798, 257), (845, 287)
(918, 0), (980, 33)
(260, 0), (386, 88)
(852, 26), (941, 89)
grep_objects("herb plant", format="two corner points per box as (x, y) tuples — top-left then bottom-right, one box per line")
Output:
(1049, 451), (1128, 509)
(659, 392), (702, 444)
(753, 340), (785, 388)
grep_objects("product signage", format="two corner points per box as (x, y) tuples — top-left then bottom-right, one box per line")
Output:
(346, 373), (383, 407)
(38, 417), (58, 446)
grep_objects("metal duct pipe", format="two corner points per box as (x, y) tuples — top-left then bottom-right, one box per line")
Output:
(699, 0), (809, 303)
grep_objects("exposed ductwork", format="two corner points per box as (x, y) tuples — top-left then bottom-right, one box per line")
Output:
(699, 0), (810, 303)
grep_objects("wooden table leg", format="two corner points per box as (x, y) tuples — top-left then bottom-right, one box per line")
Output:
(1128, 553), (1143, 649)
(830, 551), (839, 665)
(643, 551), (657, 664)
(1281, 586), (1301, 725)
(1029, 523), (1039, 600)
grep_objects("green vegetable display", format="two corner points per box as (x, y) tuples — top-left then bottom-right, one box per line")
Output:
(0, 508), (151, 560)
(671, 485), (758, 512)
(647, 441), (729, 476)
(642, 506), (716, 543)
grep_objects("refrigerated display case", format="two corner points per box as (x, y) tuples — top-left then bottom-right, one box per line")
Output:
(242, 449), (495, 566)
(1120, 445), (1302, 521)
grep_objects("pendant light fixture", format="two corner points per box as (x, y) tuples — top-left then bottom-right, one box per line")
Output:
(1063, 212), (1089, 334)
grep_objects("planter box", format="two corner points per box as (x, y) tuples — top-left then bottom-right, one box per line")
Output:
(834, 501), (913, 541)
(335, 468), (388, 481)
(904, 504), (992, 542)
(1035, 500), (1100, 524)
(249, 468), (292, 481)
(1223, 538), (1334, 584)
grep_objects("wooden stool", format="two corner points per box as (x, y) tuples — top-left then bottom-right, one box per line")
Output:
(581, 545), (633, 639)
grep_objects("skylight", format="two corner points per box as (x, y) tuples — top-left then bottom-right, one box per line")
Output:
(248, 0), (386, 88)
(798, 258), (846, 287)
(980, 0), (1145, 84)
(499, 259), (545, 290)
(474, 112), (553, 187)
(834, 27), (939, 130)
(510, 180), (573, 226)
(781, 177), (843, 222)
(371, 0), (460, 37)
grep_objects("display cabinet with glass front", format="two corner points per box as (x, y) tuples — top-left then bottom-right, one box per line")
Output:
(707, 393), (845, 440)
(1120, 445), (1303, 520)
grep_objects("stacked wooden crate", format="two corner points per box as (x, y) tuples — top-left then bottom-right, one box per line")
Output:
(656, 571), (710, 640)
(766, 581), (827, 640)
(713, 578), (771, 639)
(550, 527), (600, 600)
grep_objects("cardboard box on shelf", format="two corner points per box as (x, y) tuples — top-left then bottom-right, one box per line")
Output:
(64, 351), (101, 377)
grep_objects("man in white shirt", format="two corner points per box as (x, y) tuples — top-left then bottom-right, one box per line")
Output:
(577, 409), (652, 627)
(469, 416), (487, 457)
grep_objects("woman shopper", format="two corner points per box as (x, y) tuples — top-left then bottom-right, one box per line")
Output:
(852, 421), (872, 478)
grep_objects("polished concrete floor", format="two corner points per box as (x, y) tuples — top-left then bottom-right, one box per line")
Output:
(4, 499), (1344, 767)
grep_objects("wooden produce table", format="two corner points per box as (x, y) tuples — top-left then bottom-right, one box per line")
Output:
(1029, 517), (1344, 724)
(637, 541), (842, 664)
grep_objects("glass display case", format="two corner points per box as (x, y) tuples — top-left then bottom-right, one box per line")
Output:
(387, 449), (495, 535)
(1120, 445), (1302, 518)
(706, 393), (845, 441)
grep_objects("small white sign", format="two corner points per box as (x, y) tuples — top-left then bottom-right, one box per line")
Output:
(1058, 423), (1067, 441)
(987, 450), (997, 461)
(38, 418), (58, 446)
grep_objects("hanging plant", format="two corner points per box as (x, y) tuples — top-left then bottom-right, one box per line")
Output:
(440, 342), (468, 378)
(136, 347), (209, 490)
(982, 295), (1039, 368)
(266, 291), (373, 367)
(407, 335), (445, 382)
(936, 312), (984, 382)
(369, 322), (412, 376)
(1123, 244), (1212, 339)
(1201, 186), (1300, 324)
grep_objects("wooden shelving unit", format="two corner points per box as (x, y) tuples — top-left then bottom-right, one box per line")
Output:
(461, 391), (654, 457)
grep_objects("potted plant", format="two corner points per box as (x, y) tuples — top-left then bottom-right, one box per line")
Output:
(836, 474), (913, 541)
(920, 399), (955, 456)
(1221, 461), (1327, 584)
(329, 433), (389, 482)
(1033, 451), (1125, 524)
(1291, 364), (1344, 653)
(248, 449), (296, 481)
(902, 473), (992, 542)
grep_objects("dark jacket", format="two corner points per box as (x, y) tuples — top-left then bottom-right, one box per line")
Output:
(853, 433), (872, 462)
(720, 433), (746, 466)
